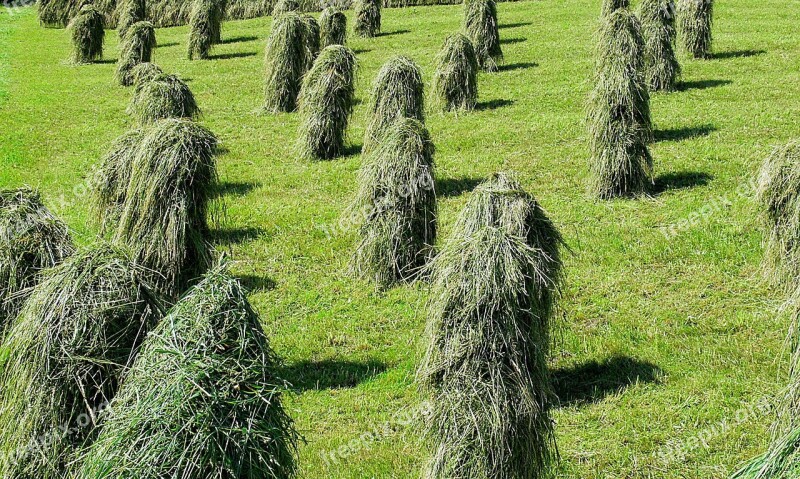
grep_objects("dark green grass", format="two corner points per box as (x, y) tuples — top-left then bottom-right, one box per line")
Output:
(1, 2), (800, 477)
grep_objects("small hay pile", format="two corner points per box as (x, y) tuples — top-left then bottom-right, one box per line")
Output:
(128, 73), (200, 123)
(73, 266), (300, 479)
(588, 9), (653, 198)
(320, 6), (347, 47)
(69, 4), (106, 64)
(601, 0), (629, 16)
(129, 61), (163, 84)
(116, 21), (157, 86)
(0, 245), (161, 479)
(464, 0), (502, 72)
(112, 119), (218, 297)
(263, 12), (307, 113)
(350, 118), (437, 287)
(188, 0), (224, 59)
(364, 56), (425, 154)
(678, 0), (713, 59)
(354, 0), (381, 38)
(419, 172), (563, 479)
(272, 0), (299, 15)
(0, 188), (74, 326)
(297, 45), (358, 160)
(116, 0), (146, 39)
(301, 14), (321, 70)
(433, 33), (478, 112)
(638, 0), (680, 91)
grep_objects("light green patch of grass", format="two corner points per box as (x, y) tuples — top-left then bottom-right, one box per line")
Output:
(1, 1), (800, 477)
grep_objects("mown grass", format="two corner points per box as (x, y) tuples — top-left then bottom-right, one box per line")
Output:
(1, 1), (800, 477)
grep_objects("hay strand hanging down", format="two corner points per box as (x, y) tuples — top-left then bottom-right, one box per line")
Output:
(350, 117), (437, 287)
(320, 6), (347, 47)
(0, 187), (74, 326)
(263, 12), (307, 113)
(0, 245), (161, 479)
(69, 5), (106, 64)
(301, 14), (321, 70)
(73, 265), (300, 479)
(353, 0), (381, 38)
(112, 119), (219, 297)
(128, 73), (200, 123)
(116, 21), (157, 86)
(464, 0), (502, 72)
(364, 56), (425, 154)
(433, 33), (478, 112)
(588, 9), (653, 198)
(678, 0), (713, 59)
(419, 172), (563, 479)
(272, 0), (299, 16)
(638, 0), (680, 91)
(116, 0), (145, 39)
(297, 44), (357, 160)
(129, 61), (163, 84)
(187, 0), (223, 59)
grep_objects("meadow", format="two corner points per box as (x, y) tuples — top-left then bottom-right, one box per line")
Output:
(1, 0), (800, 476)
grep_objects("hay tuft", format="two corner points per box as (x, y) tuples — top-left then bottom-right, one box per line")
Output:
(263, 12), (307, 113)
(129, 61), (163, 84)
(0, 245), (161, 479)
(678, 0), (713, 59)
(353, 0), (381, 38)
(364, 56), (425, 154)
(73, 265), (300, 479)
(116, 0), (145, 39)
(638, 0), (680, 91)
(69, 5), (106, 64)
(320, 6), (347, 47)
(433, 33), (478, 112)
(0, 188), (74, 326)
(350, 117), (437, 287)
(128, 73), (200, 123)
(188, 0), (224, 59)
(464, 0), (502, 72)
(297, 45), (358, 160)
(419, 172), (563, 479)
(588, 9), (653, 198)
(116, 21), (157, 86)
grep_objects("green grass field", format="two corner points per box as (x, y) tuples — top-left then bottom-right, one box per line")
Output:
(2, 0), (800, 477)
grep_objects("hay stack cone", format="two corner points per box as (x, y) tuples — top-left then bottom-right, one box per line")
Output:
(69, 4), (105, 64)
(433, 33), (479, 112)
(464, 0), (502, 72)
(354, 0), (381, 38)
(263, 11), (307, 113)
(116, 21), (157, 86)
(320, 6), (347, 47)
(188, 0), (223, 59)
(116, 0), (146, 39)
(638, 0), (681, 91)
(679, 0), (713, 59)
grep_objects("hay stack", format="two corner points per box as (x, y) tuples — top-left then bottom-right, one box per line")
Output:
(350, 118), (437, 287)
(73, 266), (299, 479)
(69, 5), (105, 64)
(464, 0), (502, 72)
(112, 119), (218, 297)
(364, 56), (425, 154)
(679, 0), (713, 59)
(588, 9), (653, 198)
(301, 14), (321, 70)
(188, 0), (223, 59)
(638, 0), (680, 91)
(297, 45), (357, 160)
(0, 188), (74, 326)
(0, 245), (161, 479)
(433, 33), (478, 112)
(116, 21), (157, 86)
(320, 6), (347, 47)
(128, 73), (200, 123)
(354, 0), (381, 38)
(116, 0), (146, 39)
(263, 12), (307, 113)
(419, 172), (563, 479)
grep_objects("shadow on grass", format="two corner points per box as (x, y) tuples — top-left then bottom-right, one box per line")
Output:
(500, 37), (527, 45)
(678, 79), (732, 91)
(343, 144), (363, 156)
(553, 355), (663, 407)
(476, 99), (514, 111)
(237, 274), (277, 292)
(437, 177), (483, 197)
(158, 42), (180, 47)
(711, 49), (766, 60)
(497, 62), (538, 72)
(653, 171), (713, 194)
(654, 124), (716, 142)
(280, 359), (387, 391)
(212, 226), (265, 244)
(95, 59), (117, 64)
(215, 181), (261, 198)
(209, 51), (258, 60)
(222, 35), (259, 44)
(499, 22), (532, 29)
(378, 29), (411, 37)
(354, 48), (373, 54)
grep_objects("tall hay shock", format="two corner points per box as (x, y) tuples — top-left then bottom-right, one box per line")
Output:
(263, 12), (307, 113)
(297, 45), (357, 160)
(353, 0), (381, 38)
(0, 245), (161, 479)
(320, 6), (347, 47)
(129, 61), (163, 84)
(588, 9), (654, 198)
(601, 0), (629, 16)
(113, 119), (219, 297)
(116, 0), (145, 39)
(128, 73), (200, 123)
(350, 118), (437, 287)
(74, 266), (300, 479)
(0, 188), (74, 326)
(188, 0), (224, 59)
(433, 33), (478, 112)
(116, 21), (157, 86)
(301, 14), (321, 70)
(94, 128), (146, 231)
(678, 0), (713, 59)
(364, 56), (425, 154)
(638, 0), (680, 91)
(419, 172), (563, 479)
(464, 0), (502, 72)
(69, 5), (106, 64)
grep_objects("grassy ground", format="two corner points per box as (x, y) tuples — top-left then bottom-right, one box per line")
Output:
(2, 0), (800, 477)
